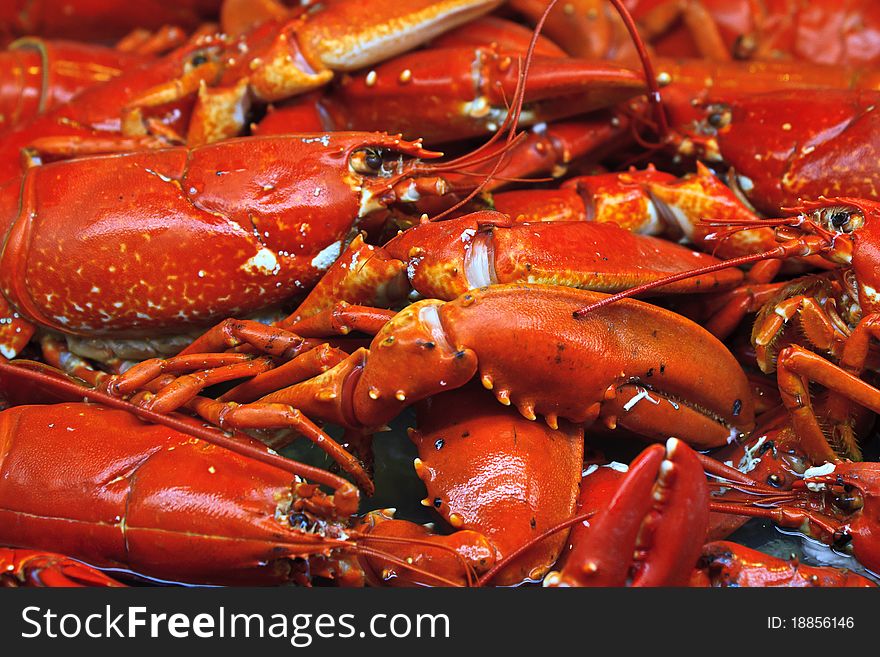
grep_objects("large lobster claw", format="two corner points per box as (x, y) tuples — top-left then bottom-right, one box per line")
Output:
(545, 438), (709, 587)
(319, 44), (647, 143)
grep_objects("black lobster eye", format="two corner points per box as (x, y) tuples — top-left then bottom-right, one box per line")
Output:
(350, 148), (386, 174)
(831, 211), (851, 229)
(183, 48), (220, 75)
(832, 486), (864, 514)
(705, 105), (732, 130)
(366, 151), (383, 169)
(816, 206), (864, 233)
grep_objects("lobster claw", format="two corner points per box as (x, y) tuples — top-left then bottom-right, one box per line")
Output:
(125, 0), (507, 144)
(545, 437), (709, 587)
(320, 44), (647, 143)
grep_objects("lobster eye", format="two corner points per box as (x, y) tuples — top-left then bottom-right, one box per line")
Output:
(366, 151), (383, 169)
(816, 206), (864, 233)
(831, 212), (850, 228)
(183, 48), (219, 75)
(706, 105), (731, 130)
(732, 33), (757, 60)
(832, 486), (864, 514)
(350, 148), (387, 175)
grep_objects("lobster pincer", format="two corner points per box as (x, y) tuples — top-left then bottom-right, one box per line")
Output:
(280, 42), (646, 144)
(543, 438), (709, 586)
(286, 211), (745, 322)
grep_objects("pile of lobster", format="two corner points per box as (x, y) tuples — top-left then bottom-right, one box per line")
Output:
(2, 0), (880, 588)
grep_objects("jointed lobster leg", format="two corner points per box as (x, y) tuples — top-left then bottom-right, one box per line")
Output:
(101, 348), (375, 494)
(773, 344), (880, 465)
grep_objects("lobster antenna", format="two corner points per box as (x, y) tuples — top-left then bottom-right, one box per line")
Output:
(606, 0), (669, 141)
(571, 245), (797, 318)
(425, 0), (562, 222)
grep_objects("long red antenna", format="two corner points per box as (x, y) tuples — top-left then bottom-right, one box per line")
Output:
(606, 0), (669, 140)
(571, 240), (820, 318)
(426, 0), (562, 221)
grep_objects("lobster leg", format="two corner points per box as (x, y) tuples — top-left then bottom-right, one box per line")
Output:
(177, 319), (321, 357)
(752, 294), (845, 373)
(818, 314), (880, 460)
(25, 133), (177, 158)
(110, 353), (375, 494)
(544, 437), (709, 586)
(701, 269), (786, 339)
(775, 343), (880, 464)
(108, 353), (276, 395)
(39, 334), (109, 387)
(115, 25), (189, 56)
(286, 305), (398, 338)
(508, 0), (624, 59)
(636, 0), (731, 61)
(760, 309), (880, 462)
(185, 396), (374, 494)
(218, 344), (350, 404)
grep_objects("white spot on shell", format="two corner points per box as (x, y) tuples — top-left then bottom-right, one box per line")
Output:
(243, 248), (279, 275)
(310, 241), (342, 271)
